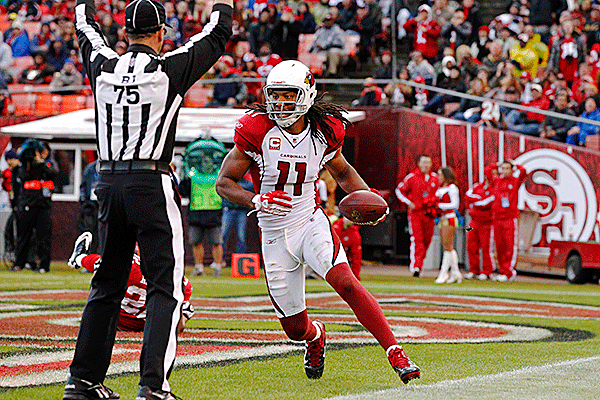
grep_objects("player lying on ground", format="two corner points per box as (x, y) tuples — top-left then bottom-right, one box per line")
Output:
(215, 60), (420, 384)
(69, 232), (195, 334)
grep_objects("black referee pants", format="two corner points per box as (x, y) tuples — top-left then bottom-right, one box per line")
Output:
(70, 170), (185, 391)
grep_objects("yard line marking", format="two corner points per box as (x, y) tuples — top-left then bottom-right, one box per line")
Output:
(326, 355), (600, 400)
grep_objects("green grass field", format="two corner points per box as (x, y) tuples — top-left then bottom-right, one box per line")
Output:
(0, 263), (599, 400)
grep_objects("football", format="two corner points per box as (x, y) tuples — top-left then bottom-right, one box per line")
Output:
(338, 190), (388, 224)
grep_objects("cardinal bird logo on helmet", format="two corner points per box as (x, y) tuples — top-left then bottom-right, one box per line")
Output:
(305, 72), (315, 87)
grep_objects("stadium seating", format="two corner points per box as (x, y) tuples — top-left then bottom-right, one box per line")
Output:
(184, 84), (212, 107)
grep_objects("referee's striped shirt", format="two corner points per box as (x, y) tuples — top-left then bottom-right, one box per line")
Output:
(75, 0), (232, 163)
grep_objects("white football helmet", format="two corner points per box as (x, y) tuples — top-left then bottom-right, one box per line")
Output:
(263, 60), (317, 128)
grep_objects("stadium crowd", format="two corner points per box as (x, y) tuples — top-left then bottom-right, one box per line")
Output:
(2, 0), (600, 145)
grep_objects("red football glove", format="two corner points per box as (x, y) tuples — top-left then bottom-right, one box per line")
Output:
(251, 190), (292, 216)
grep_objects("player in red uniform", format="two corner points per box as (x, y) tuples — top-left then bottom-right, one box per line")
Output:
(215, 60), (420, 383)
(332, 217), (362, 280)
(485, 161), (527, 282)
(69, 232), (194, 333)
(395, 155), (440, 277)
(464, 176), (495, 280)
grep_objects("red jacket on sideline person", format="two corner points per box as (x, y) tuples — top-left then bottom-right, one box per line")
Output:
(465, 181), (494, 225)
(395, 168), (440, 213)
(485, 163), (527, 220)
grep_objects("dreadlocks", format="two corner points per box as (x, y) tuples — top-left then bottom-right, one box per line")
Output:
(248, 92), (351, 145)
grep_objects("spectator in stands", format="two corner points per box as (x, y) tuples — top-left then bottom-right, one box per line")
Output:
(49, 59), (83, 94)
(498, 25), (519, 57)
(441, 10), (472, 53)
(337, 0), (357, 32)
(164, 1), (182, 45)
(403, 5), (441, 64)
(471, 25), (491, 60)
(435, 53), (456, 85)
(231, 0), (250, 44)
(482, 40), (507, 75)
(31, 22), (54, 54)
(492, 2), (523, 40)
(461, 0), (482, 42)
(206, 55), (248, 107)
(175, 0), (190, 38)
(99, 13), (119, 49)
(191, 0), (213, 25)
(518, 71), (533, 103)
(5, 19), (30, 57)
(353, 77), (385, 106)
(349, 2), (381, 66)
(493, 83), (520, 128)
(424, 65), (466, 115)
(46, 39), (69, 72)
(407, 50), (435, 85)
(297, 2), (317, 34)
(577, 83), (600, 114)
(182, 15), (203, 43)
(456, 44), (480, 83)
(114, 40), (128, 56)
(241, 52), (263, 104)
(567, 97), (600, 145)
(431, 0), (458, 28)
(504, 83), (550, 136)
(373, 50), (392, 82)
(548, 19), (584, 87)
(385, 67), (415, 107)
(310, 14), (347, 77)
(541, 88), (576, 142)
(572, 64), (595, 105)
(59, 20), (77, 52)
(452, 77), (490, 123)
(256, 42), (282, 77)
(249, 8), (274, 55)
(509, 33), (538, 79)
(111, 0), (126, 26)
(522, 24), (548, 68)
(529, 0), (567, 43)
(270, 6), (301, 60)
(18, 52), (54, 84)
(8, 0), (42, 21)
(313, 0), (331, 25)
(0, 32), (13, 83)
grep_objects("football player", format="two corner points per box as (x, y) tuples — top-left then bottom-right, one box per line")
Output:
(215, 60), (420, 383)
(69, 232), (194, 334)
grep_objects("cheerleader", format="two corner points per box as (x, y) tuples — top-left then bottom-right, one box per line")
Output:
(434, 167), (462, 284)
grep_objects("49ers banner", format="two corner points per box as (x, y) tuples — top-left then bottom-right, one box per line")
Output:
(350, 108), (600, 247)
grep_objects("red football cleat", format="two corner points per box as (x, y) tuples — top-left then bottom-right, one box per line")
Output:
(387, 346), (421, 384)
(304, 320), (326, 379)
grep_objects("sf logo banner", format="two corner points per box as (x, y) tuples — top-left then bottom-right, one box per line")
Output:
(231, 254), (261, 279)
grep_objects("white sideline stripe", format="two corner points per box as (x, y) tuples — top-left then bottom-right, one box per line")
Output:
(326, 356), (600, 400)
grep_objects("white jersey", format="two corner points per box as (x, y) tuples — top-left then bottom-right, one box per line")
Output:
(234, 111), (344, 232)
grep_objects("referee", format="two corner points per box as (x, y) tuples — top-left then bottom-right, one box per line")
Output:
(64, 0), (232, 399)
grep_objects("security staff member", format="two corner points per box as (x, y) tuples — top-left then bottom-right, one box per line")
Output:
(11, 139), (57, 273)
(64, 0), (232, 399)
